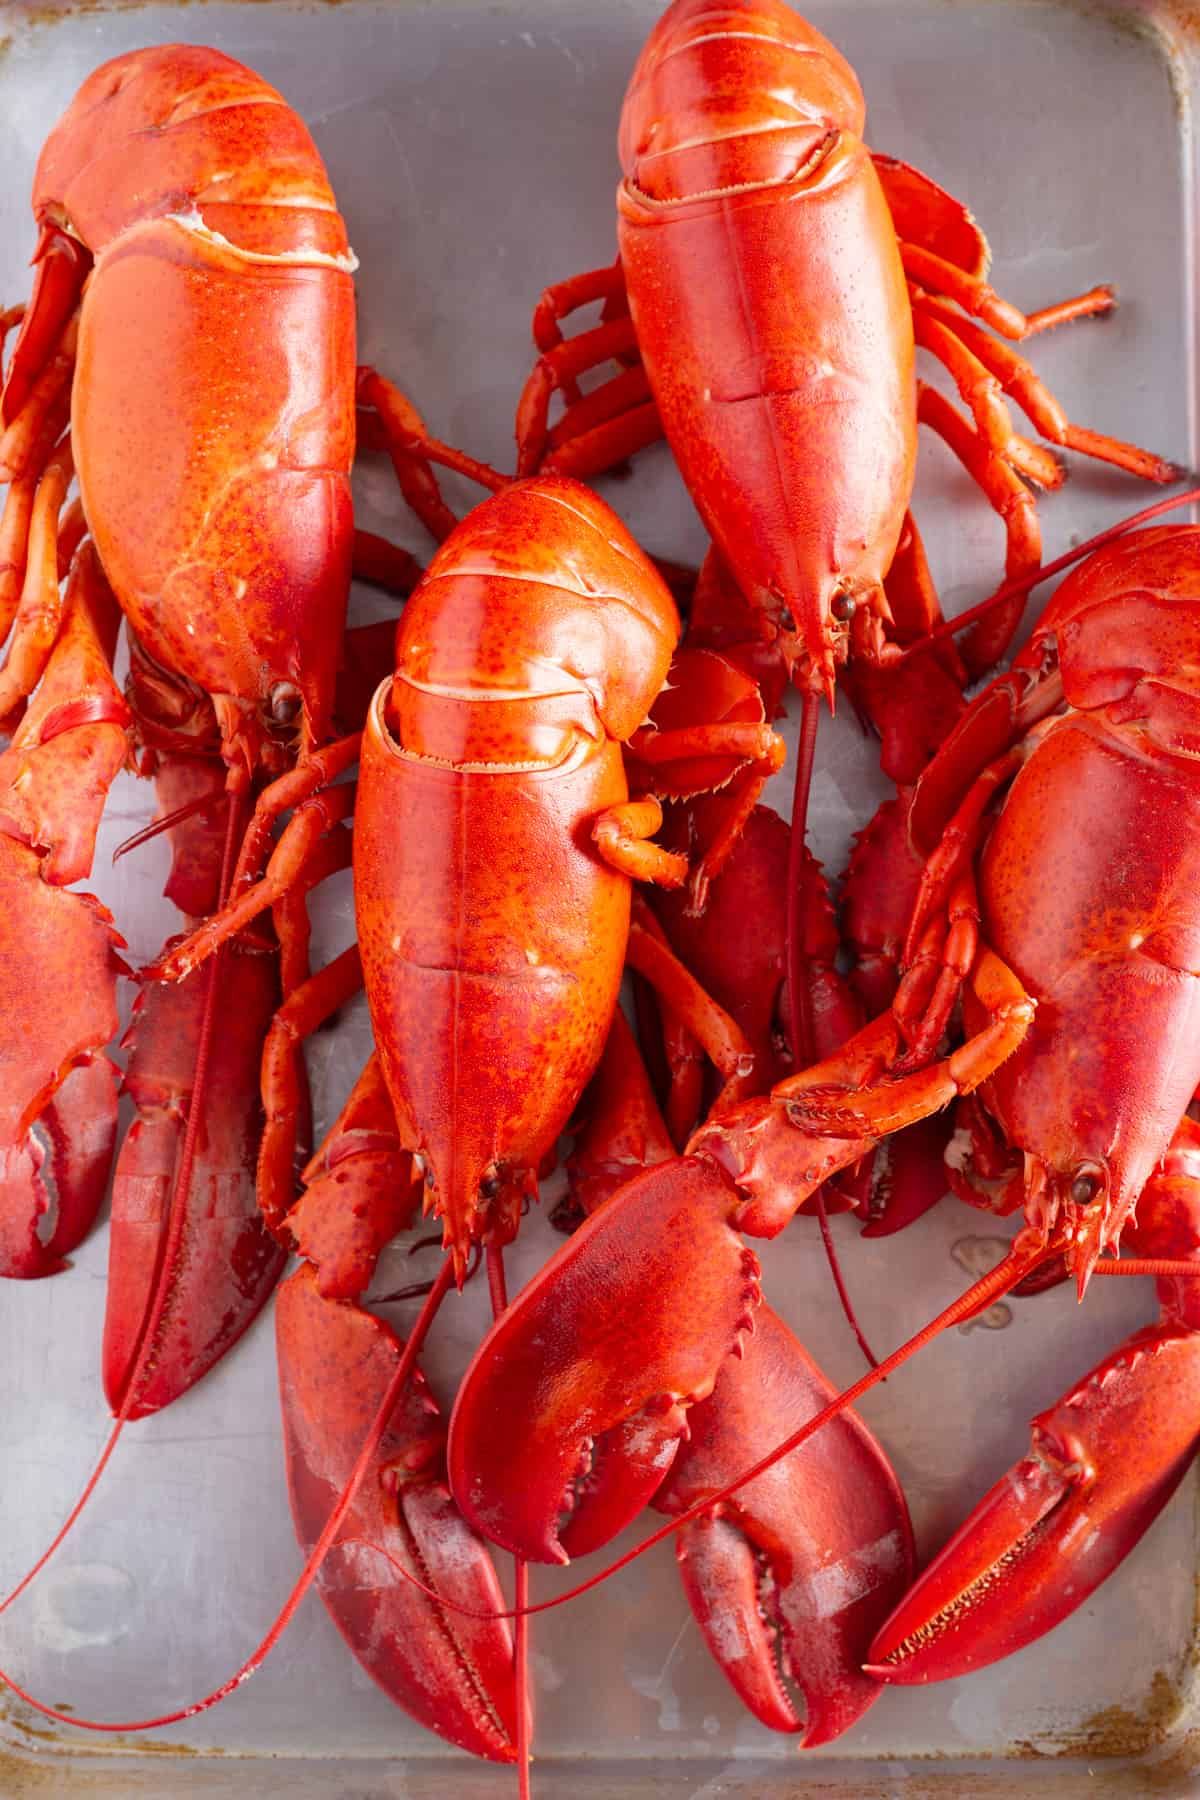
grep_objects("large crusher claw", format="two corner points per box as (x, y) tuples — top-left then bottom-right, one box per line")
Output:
(867, 1323), (1200, 1683)
(448, 1155), (759, 1563)
(657, 1302), (913, 1746)
(277, 1265), (520, 1762)
(102, 940), (286, 1416)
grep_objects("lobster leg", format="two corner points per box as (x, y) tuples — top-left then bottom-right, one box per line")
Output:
(917, 382), (1042, 589)
(0, 224), (88, 437)
(149, 757), (359, 982)
(516, 314), (654, 478)
(911, 306), (1065, 488)
(0, 307), (79, 486)
(626, 647), (788, 909)
(898, 239), (1114, 343)
(355, 368), (460, 544)
(0, 436), (74, 722)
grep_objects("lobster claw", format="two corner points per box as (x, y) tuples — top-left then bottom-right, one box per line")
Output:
(448, 1155), (759, 1563)
(103, 940), (286, 1417)
(657, 1303), (913, 1747)
(0, 1053), (119, 1279)
(868, 1322), (1200, 1684)
(277, 1265), (520, 1762)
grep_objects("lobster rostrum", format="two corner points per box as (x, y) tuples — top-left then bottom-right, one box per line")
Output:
(448, 521), (1200, 1709)
(0, 45), (357, 1418)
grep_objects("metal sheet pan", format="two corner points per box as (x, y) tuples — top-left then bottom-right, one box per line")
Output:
(0, 0), (1198, 1792)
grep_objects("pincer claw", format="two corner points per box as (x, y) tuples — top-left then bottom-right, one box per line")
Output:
(867, 1323), (1200, 1684)
(657, 1303), (913, 1746)
(448, 1156), (759, 1563)
(278, 1265), (520, 1762)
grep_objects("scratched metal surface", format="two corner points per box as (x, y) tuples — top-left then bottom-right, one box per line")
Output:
(0, 0), (1196, 1793)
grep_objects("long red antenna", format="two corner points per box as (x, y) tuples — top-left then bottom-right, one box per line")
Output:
(786, 688), (879, 1369)
(487, 1244), (533, 1800)
(894, 483), (1200, 668)
(0, 1258), (456, 1732)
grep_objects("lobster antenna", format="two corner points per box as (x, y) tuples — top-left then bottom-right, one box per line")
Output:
(894, 482), (1200, 668)
(0, 1258), (457, 1734)
(486, 1244), (533, 1800)
(111, 789), (220, 864)
(0, 789), (246, 1621)
(786, 687), (880, 1369)
(265, 1227), (1062, 1631)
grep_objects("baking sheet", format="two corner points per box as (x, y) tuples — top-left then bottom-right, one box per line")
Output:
(0, 0), (1197, 1792)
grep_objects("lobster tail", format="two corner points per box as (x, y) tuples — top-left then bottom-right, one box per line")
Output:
(619, 0), (864, 199)
(32, 46), (352, 262)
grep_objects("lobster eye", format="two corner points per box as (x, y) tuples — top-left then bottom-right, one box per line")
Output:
(831, 591), (856, 622)
(779, 607), (797, 632)
(1070, 1166), (1103, 1208)
(268, 681), (302, 725)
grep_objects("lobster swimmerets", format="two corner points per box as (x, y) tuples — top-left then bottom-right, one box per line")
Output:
(447, 521), (1200, 1708)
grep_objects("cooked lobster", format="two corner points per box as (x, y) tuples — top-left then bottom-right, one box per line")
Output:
(448, 522), (1200, 1718)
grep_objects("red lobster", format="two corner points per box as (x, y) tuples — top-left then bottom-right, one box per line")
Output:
(141, 472), (801, 1769)
(448, 521), (1200, 1718)
(519, 0), (1174, 691)
(0, 46), (547, 1766)
(0, 45), (356, 1411)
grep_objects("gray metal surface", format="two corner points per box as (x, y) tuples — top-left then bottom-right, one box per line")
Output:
(0, 0), (1197, 1792)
